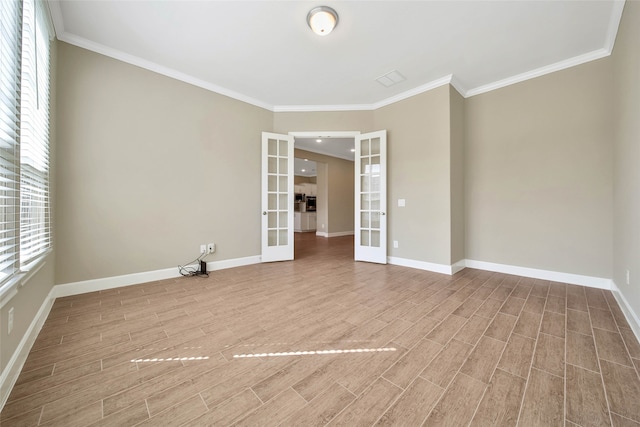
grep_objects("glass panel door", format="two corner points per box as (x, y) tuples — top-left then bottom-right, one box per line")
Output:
(261, 132), (294, 262)
(354, 130), (387, 263)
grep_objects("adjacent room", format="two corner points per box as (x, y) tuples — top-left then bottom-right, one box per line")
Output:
(1, 0), (639, 425)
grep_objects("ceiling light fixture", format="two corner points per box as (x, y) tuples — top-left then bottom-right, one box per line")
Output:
(316, 139), (322, 143)
(307, 6), (339, 36)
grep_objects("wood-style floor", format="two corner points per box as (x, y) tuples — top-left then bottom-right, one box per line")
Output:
(2, 233), (640, 426)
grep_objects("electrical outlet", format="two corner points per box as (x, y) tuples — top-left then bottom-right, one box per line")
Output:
(393, 240), (399, 249)
(626, 269), (630, 285)
(207, 243), (215, 254)
(8, 307), (14, 334)
(200, 244), (206, 254)
(322, 224), (325, 229)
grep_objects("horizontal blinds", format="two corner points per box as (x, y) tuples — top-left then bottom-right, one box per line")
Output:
(0, 0), (22, 282)
(20, 0), (51, 265)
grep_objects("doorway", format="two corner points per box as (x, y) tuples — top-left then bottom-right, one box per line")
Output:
(261, 131), (387, 264)
(292, 132), (358, 243)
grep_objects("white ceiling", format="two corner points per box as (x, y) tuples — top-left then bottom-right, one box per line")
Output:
(294, 158), (317, 177)
(49, 1), (624, 112)
(295, 137), (355, 162)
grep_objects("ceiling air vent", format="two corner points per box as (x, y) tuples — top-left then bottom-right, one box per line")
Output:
(376, 70), (406, 87)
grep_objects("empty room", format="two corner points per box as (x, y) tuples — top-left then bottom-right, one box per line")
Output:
(1, 0), (639, 425)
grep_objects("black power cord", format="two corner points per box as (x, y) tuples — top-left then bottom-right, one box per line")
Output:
(178, 253), (209, 278)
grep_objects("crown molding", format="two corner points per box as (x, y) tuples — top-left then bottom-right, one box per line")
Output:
(49, 0), (625, 112)
(464, 48), (612, 98)
(372, 75), (455, 109)
(605, 0), (626, 52)
(273, 104), (374, 113)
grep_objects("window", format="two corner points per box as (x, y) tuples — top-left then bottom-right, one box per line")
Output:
(0, 0), (52, 290)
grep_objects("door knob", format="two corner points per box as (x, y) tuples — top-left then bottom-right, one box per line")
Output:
(263, 211), (267, 215)
(381, 212), (386, 215)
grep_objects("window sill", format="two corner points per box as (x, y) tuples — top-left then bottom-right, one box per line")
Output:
(0, 249), (52, 309)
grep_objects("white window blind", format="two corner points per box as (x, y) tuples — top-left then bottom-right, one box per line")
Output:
(0, 0), (22, 282)
(20, 0), (51, 266)
(0, 0), (52, 290)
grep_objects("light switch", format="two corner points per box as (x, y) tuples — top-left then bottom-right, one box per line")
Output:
(398, 199), (406, 207)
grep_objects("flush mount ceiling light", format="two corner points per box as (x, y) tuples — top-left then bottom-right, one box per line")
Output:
(307, 6), (339, 36)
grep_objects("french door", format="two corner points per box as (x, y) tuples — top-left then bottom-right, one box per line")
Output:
(261, 132), (294, 262)
(354, 130), (387, 264)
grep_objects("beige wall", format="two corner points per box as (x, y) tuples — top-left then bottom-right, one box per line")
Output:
(294, 176), (316, 184)
(612, 2), (640, 319)
(465, 58), (614, 278)
(294, 149), (354, 235)
(373, 86), (453, 266)
(55, 42), (273, 284)
(450, 87), (465, 264)
(273, 111), (373, 134)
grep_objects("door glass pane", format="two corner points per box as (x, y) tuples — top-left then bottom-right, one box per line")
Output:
(361, 212), (370, 228)
(278, 157), (287, 174)
(268, 157), (277, 174)
(370, 197), (380, 211)
(268, 193), (277, 210)
(279, 229), (288, 245)
(361, 175), (370, 192)
(278, 194), (288, 209)
(268, 230), (277, 246)
(268, 175), (277, 192)
(361, 157), (370, 173)
(278, 140), (287, 156)
(371, 212), (380, 229)
(361, 194), (370, 210)
(361, 230), (370, 246)
(268, 139), (277, 155)
(268, 212), (277, 228)
(361, 139), (370, 156)
(279, 212), (288, 227)
(278, 176), (288, 192)
(371, 155), (380, 167)
(371, 230), (380, 247)
(371, 137), (380, 155)
(371, 173), (380, 193)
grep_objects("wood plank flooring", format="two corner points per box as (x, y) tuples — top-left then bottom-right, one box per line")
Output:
(2, 233), (640, 426)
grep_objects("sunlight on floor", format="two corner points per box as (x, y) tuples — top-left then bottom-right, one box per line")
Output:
(233, 347), (396, 358)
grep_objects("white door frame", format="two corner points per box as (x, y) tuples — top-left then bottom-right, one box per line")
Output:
(289, 131), (361, 139)
(288, 131), (387, 263)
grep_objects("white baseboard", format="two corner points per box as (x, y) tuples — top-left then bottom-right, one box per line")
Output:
(53, 267), (182, 298)
(452, 259), (466, 274)
(54, 255), (262, 299)
(464, 259), (612, 290)
(610, 281), (640, 344)
(316, 231), (354, 238)
(387, 257), (614, 291)
(208, 255), (261, 271)
(388, 256), (455, 275)
(0, 287), (56, 411)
